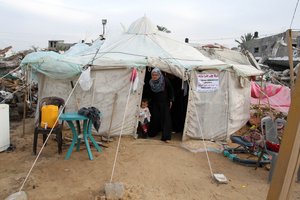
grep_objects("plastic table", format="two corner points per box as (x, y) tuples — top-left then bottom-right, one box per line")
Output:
(59, 112), (102, 160)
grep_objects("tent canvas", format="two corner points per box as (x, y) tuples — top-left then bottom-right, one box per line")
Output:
(183, 47), (263, 140)
(21, 16), (262, 140)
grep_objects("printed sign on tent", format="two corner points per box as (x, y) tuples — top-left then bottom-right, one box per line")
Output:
(196, 73), (219, 92)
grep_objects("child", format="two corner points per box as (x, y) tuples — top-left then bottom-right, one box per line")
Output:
(138, 99), (151, 138)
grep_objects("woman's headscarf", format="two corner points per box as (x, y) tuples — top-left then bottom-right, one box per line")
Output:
(149, 67), (165, 93)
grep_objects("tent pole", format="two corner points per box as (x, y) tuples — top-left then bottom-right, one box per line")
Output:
(226, 71), (230, 139)
(21, 70), (27, 137)
(91, 78), (96, 106)
(107, 93), (118, 139)
(70, 81), (79, 110)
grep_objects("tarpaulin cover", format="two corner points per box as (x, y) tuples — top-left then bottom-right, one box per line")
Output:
(20, 39), (104, 80)
(250, 81), (290, 114)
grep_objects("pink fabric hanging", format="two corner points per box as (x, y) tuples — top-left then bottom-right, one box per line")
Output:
(250, 81), (291, 114)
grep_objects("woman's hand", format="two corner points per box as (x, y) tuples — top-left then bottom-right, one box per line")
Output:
(169, 101), (173, 109)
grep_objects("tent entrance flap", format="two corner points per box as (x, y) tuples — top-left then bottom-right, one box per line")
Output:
(140, 67), (188, 139)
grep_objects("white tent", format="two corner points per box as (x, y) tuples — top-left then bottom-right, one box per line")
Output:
(21, 16), (262, 140)
(184, 47), (263, 140)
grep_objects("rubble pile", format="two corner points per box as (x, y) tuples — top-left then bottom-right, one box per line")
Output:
(0, 77), (37, 120)
(0, 46), (37, 120)
(250, 104), (286, 119)
(0, 46), (33, 78)
(259, 64), (299, 87)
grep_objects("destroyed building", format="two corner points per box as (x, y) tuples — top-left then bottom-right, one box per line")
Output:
(243, 31), (300, 69)
(48, 40), (74, 51)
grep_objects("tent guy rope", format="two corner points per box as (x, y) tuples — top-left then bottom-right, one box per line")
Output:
(18, 75), (80, 192)
(187, 79), (228, 183)
(188, 82), (214, 178)
(19, 43), (103, 192)
(290, 0), (300, 28)
(109, 68), (135, 183)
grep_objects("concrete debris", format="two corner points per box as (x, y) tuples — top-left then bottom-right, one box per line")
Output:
(105, 182), (124, 200)
(0, 78), (38, 120)
(0, 46), (13, 58)
(261, 63), (298, 87)
(0, 46), (37, 120)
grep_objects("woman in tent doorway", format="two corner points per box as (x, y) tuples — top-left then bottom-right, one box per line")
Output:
(148, 67), (174, 142)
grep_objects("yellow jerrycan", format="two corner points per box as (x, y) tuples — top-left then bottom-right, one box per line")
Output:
(41, 105), (59, 129)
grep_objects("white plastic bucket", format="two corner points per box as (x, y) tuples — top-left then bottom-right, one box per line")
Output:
(0, 104), (10, 152)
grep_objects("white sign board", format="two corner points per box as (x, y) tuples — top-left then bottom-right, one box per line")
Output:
(196, 73), (219, 92)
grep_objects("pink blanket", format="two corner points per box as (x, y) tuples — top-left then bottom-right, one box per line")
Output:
(250, 81), (290, 114)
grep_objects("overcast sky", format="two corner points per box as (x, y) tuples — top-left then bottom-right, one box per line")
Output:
(0, 0), (299, 51)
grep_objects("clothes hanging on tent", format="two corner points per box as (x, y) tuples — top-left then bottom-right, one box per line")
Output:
(78, 107), (101, 131)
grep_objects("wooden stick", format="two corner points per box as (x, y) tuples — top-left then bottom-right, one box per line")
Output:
(258, 75), (263, 108)
(267, 71), (300, 199)
(21, 71), (27, 137)
(257, 75), (264, 116)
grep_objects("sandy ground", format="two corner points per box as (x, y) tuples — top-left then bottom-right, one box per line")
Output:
(1, 118), (300, 200)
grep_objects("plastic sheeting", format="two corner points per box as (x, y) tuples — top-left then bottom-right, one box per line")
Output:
(250, 82), (290, 114)
(68, 38), (104, 56)
(64, 43), (90, 56)
(78, 67), (93, 91)
(21, 39), (105, 80)
(21, 51), (83, 79)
